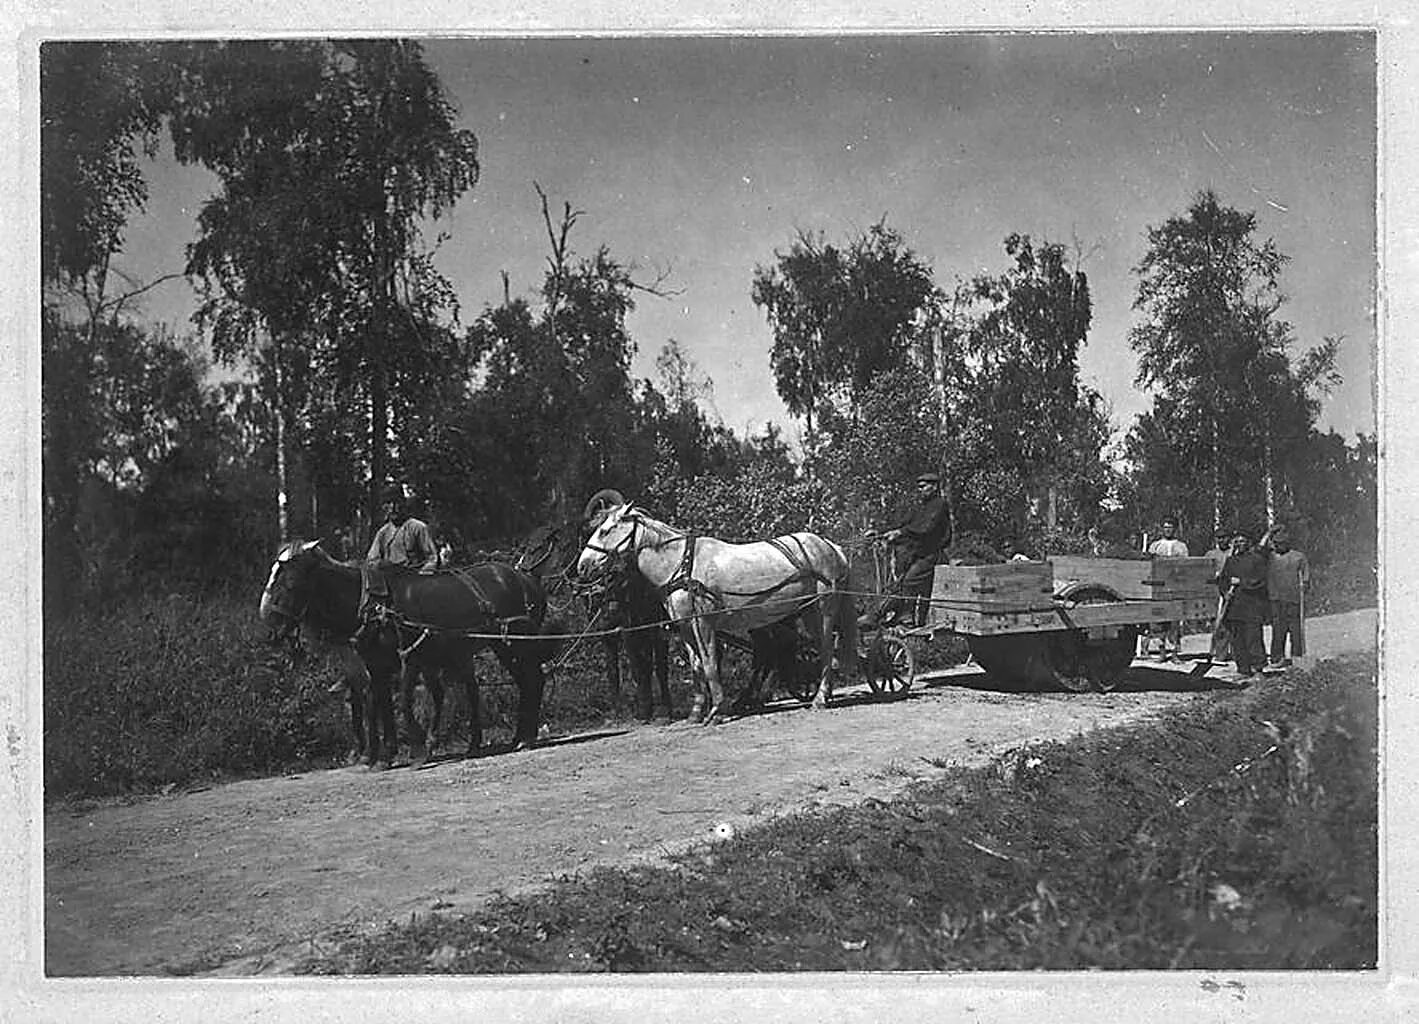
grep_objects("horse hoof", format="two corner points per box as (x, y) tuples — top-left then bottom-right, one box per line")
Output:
(372, 760), (392, 771)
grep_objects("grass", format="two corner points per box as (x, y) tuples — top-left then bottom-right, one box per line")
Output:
(43, 594), (355, 800)
(42, 591), (710, 801)
(294, 653), (1378, 974)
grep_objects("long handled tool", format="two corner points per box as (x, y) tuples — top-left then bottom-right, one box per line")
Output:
(1296, 568), (1306, 658)
(1190, 584), (1237, 676)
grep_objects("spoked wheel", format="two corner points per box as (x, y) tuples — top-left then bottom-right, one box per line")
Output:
(582, 488), (627, 526)
(785, 632), (820, 703)
(866, 630), (917, 698)
(1052, 583), (1138, 693)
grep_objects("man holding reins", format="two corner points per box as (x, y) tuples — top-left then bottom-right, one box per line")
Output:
(859, 471), (950, 629)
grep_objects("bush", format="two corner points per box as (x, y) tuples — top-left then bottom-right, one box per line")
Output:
(44, 594), (352, 799)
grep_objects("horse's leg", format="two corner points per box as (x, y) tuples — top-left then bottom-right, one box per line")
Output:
(462, 655), (483, 758)
(653, 628), (672, 719)
(627, 633), (654, 722)
(400, 659), (428, 767)
(364, 673), (386, 768)
(603, 634), (624, 717)
(698, 620), (729, 725)
(681, 627), (707, 724)
(426, 667), (445, 757)
(804, 604), (834, 710)
(379, 677), (399, 768)
(346, 678), (366, 765)
(511, 654), (546, 752)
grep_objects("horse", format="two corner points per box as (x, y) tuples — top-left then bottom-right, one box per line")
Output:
(516, 511), (674, 722)
(575, 505), (858, 724)
(259, 540), (560, 767)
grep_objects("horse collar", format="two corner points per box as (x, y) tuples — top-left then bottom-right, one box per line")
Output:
(659, 532), (706, 601)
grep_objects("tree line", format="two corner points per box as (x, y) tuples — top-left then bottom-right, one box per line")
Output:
(40, 40), (1376, 619)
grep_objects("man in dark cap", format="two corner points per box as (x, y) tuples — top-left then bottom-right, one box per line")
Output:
(860, 471), (950, 628)
(1218, 525), (1271, 682)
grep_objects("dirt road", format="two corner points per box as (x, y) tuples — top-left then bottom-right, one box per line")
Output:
(42, 608), (1376, 976)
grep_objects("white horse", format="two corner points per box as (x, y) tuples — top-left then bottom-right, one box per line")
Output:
(575, 505), (858, 723)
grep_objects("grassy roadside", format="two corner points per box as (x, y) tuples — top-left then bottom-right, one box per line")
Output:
(295, 653), (1378, 974)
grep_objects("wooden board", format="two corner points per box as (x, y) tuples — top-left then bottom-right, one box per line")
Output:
(1051, 555), (1217, 601)
(925, 594), (1216, 637)
(932, 562), (1056, 611)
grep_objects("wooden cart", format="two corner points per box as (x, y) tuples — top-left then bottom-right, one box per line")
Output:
(864, 555), (1219, 696)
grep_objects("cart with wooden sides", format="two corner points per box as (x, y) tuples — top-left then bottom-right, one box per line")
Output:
(862, 555), (1219, 696)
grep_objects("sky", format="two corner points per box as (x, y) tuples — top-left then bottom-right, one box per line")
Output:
(119, 31), (1378, 449)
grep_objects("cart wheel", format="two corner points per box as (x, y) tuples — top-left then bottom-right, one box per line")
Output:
(967, 634), (1071, 692)
(1052, 583), (1138, 693)
(582, 488), (627, 525)
(866, 631), (916, 698)
(786, 633), (819, 702)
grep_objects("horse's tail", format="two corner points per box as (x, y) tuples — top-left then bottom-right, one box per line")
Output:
(823, 542), (859, 674)
(833, 583), (860, 673)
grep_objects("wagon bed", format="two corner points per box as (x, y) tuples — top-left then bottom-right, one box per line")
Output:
(876, 555), (1219, 694)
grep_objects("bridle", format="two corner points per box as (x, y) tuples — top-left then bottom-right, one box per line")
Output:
(262, 554), (313, 643)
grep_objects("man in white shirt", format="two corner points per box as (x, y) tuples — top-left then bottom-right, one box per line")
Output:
(1146, 519), (1190, 660)
(366, 489), (441, 570)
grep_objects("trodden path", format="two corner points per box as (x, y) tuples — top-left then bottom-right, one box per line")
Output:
(42, 607), (1376, 976)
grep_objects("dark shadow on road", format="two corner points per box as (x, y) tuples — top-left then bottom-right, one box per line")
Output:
(918, 663), (1246, 696)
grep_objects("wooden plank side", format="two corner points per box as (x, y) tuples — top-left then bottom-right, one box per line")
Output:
(1051, 555), (1218, 600)
(932, 563), (1055, 611)
(927, 595), (1215, 635)
(1050, 555), (1154, 599)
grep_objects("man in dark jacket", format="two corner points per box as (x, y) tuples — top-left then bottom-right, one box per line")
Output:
(1219, 526), (1270, 681)
(859, 471), (950, 628)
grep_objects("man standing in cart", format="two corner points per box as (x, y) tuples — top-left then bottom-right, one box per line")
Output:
(1145, 518), (1190, 661)
(1264, 525), (1309, 667)
(859, 471), (950, 629)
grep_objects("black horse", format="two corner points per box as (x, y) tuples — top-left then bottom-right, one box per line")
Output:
(518, 515), (673, 722)
(260, 540), (560, 767)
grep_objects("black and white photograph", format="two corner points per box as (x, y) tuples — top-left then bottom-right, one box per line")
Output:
(6, 6), (1414, 1022)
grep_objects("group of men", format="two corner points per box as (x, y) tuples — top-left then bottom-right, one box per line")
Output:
(1142, 519), (1310, 680)
(1209, 524), (1310, 680)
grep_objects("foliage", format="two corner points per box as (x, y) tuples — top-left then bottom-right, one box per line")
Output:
(40, 42), (177, 288)
(752, 221), (937, 436)
(1126, 189), (1340, 533)
(923, 235), (1114, 547)
(295, 656), (1377, 974)
(812, 363), (942, 539)
(44, 595), (352, 798)
(174, 39), (482, 533)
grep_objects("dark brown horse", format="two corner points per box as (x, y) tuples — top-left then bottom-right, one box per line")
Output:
(517, 508), (673, 722)
(260, 540), (560, 767)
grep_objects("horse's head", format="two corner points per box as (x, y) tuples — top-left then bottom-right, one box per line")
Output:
(259, 539), (328, 641)
(576, 503), (639, 579)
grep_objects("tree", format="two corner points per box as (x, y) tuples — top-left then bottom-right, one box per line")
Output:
(926, 234), (1111, 544)
(1128, 189), (1338, 531)
(173, 39), (481, 538)
(752, 220), (937, 443)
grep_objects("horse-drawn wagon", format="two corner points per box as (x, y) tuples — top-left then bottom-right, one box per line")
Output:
(865, 554), (1219, 696)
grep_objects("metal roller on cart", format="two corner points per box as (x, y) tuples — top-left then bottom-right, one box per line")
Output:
(878, 555), (1218, 694)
